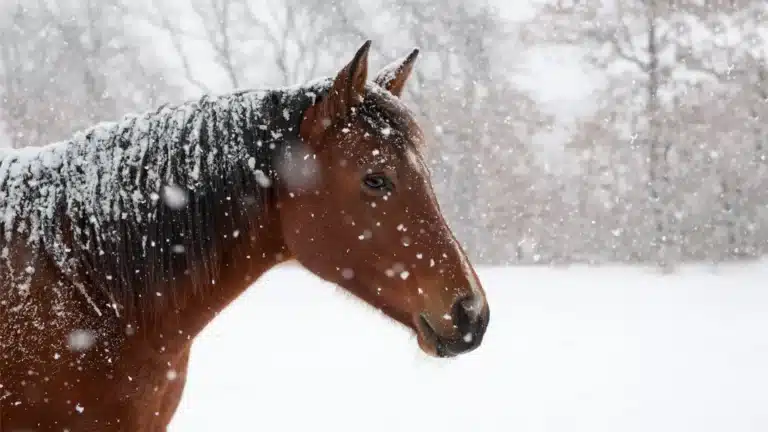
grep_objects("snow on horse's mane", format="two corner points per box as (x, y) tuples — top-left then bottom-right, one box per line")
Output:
(0, 76), (417, 322)
(0, 77), (411, 293)
(0, 79), (331, 255)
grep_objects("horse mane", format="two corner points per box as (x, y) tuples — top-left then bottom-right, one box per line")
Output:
(0, 78), (419, 324)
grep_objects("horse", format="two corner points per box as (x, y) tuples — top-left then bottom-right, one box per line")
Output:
(0, 40), (490, 431)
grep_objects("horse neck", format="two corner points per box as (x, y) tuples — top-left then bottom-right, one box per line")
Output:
(129, 189), (291, 353)
(55, 84), (330, 354)
(112, 90), (310, 351)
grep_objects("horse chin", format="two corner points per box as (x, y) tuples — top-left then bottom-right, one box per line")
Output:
(415, 314), (456, 358)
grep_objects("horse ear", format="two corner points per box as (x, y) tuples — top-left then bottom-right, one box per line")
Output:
(373, 48), (419, 98)
(300, 40), (371, 143)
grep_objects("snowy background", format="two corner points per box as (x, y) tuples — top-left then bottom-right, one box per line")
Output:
(1, 0), (768, 430)
(169, 262), (768, 431)
(3, 0), (765, 267)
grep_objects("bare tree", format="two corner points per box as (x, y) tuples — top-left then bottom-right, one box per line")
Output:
(380, 0), (552, 260)
(673, 0), (768, 259)
(525, 0), (711, 267)
(122, 0), (368, 94)
(0, 0), (179, 148)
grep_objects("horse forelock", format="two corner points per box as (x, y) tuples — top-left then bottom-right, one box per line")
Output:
(354, 84), (425, 156)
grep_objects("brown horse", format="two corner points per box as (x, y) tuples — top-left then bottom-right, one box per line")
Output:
(0, 40), (489, 431)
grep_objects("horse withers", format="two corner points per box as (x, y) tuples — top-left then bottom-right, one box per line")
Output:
(0, 40), (489, 430)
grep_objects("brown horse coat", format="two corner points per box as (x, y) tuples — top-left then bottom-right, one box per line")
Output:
(0, 41), (489, 431)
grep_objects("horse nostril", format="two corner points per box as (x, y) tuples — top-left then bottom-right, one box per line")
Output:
(451, 294), (485, 340)
(461, 295), (483, 321)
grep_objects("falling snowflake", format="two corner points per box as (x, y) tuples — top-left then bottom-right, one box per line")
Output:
(341, 268), (355, 280)
(161, 184), (188, 209)
(166, 369), (178, 381)
(275, 144), (320, 192)
(253, 170), (272, 188)
(67, 329), (95, 352)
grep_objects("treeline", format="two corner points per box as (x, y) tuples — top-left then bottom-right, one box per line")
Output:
(1, 0), (765, 268)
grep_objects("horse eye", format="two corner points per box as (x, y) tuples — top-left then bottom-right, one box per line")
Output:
(363, 174), (389, 190)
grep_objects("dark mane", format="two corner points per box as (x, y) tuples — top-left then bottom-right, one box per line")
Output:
(0, 78), (419, 323)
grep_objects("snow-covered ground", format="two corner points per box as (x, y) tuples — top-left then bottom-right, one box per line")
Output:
(169, 261), (768, 432)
